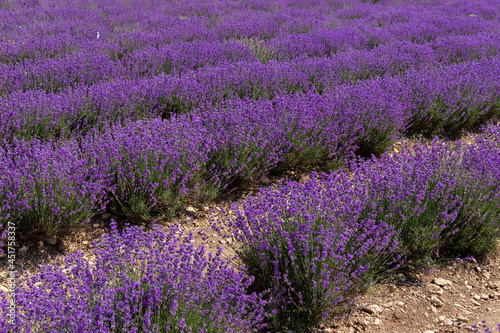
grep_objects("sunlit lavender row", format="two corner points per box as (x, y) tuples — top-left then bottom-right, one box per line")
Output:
(2, 32), (500, 141)
(2, 121), (499, 331)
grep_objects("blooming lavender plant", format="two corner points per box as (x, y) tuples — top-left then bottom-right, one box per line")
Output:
(352, 136), (500, 258)
(0, 221), (267, 332)
(216, 172), (399, 329)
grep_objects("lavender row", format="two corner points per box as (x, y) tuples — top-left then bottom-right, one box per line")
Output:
(3, 122), (499, 331)
(0, 40), (257, 95)
(218, 122), (500, 328)
(0, 93), (360, 235)
(2, 0), (497, 65)
(3, 35), (500, 142)
(2, 12), (497, 96)
(261, 15), (499, 62)
(0, 222), (268, 332)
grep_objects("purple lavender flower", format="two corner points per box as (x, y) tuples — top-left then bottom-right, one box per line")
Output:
(0, 221), (267, 332)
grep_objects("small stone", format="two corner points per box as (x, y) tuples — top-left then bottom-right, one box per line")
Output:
(92, 223), (100, 228)
(393, 309), (405, 319)
(373, 318), (382, 325)
(430, 295), (444, 307)
(82, 241), (89, 245)
(0, 252), (6, 259)
(101, 213), (110, 219)
(433, 278), (452, 286)
(185, 206), (197, 215)
(456, 315), (469, 323)
(353, 319), (368, 329)
(323, 329), (333, 333)
(474, 266), (482, 272)
(360, 304), (383, 314)
(219, 240), (226, 244)
(490, 281), (500, 290)
(439, 316), (453, 326)
(472, 294), (481, 301)
(483, 271), (491, 280)
(202, 206), (210, 211)
(383, 302), (394, 308)
(19, 246), (29, 253)
(261, 175), (271, 185)
(427, 284), (444, 295)
(423, 331), (435, 333)
(481, 294), (489, 300)
(472, 300), (481, 306)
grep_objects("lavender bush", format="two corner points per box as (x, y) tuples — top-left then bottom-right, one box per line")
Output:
(352, 136), (500, 258)
(215, 172), (399, 329)
(0, 221), (267, 332)
(0, 138), (105, 236)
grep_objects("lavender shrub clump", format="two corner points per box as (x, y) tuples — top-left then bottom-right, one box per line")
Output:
(2, 0), (500, 329)
(216, 172), (400, 329)
(352, 134), (500, 257)
(0, 138), (105, 236)
(0, 221), (266, 332)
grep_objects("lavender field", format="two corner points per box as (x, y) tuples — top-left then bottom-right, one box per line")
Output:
(1, 0), (500, 331)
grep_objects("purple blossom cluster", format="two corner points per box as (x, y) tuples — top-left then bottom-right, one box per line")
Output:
(0, 221), (267, 332)
(472, 320), (500, 333)
(215, 171), (399, 328)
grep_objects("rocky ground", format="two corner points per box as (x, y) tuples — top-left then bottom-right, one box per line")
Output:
(321, 252), (500, 333)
